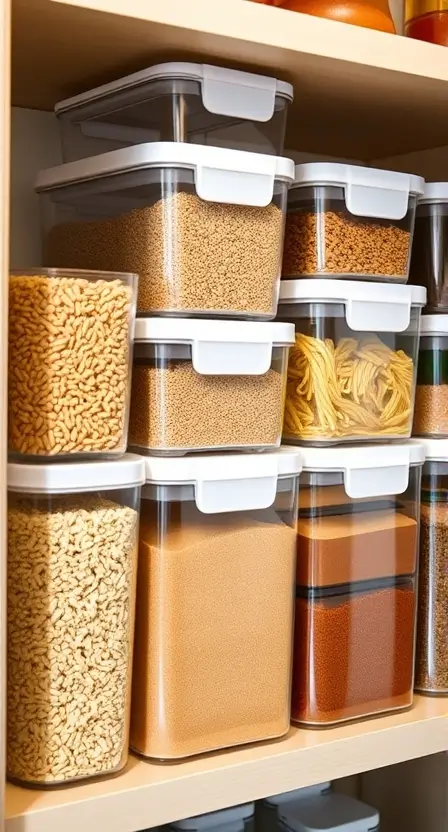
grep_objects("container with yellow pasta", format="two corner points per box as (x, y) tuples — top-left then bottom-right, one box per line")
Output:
(278, 280), (426, 445)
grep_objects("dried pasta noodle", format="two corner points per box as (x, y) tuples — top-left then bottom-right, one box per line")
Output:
(284, 334), (413, 440)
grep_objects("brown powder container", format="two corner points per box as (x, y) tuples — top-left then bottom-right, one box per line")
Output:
(290, 443), (424, 727)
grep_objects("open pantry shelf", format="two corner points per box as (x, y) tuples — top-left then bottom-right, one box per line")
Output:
(10, 0), (448, 158)
(5, 696), (448, 832)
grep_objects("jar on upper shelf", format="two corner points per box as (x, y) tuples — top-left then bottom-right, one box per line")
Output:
(278, 0), (396, 33)
(405, 0), (448, 44)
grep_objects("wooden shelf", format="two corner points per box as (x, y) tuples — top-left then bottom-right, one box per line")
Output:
(9, 0), (448, 159)
(5, 696), (448, 832)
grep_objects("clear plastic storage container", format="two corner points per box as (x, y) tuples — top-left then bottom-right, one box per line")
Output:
(415, 438), (448, 695)
(130, 449), (302, 760)
(409, 183), (448, 310)
(257, 785), (331, 832)
(36, 143), (294, 319)
(55, 62), (293, 161)
(278, 280), (426, 445)
(282, 163), (424, 282)
(129, 318), (294, 455)
(291, 443), (424, 726)
(8, 268), (137, 460)
(170, 805), (255, 832)
(278, 792), (380, 832)
(7, 455), (145, 786)
(413, 316), (448, 437)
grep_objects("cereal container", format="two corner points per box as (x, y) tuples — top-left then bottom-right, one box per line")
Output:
(292, 443), (424, 727)
(278, 792), (380, 832)
(7, 455), (145, 786)
(278, 280), (426, 445)
(413, 316), (448, 437)
(170, 805), (255, 832)
(130, 448), (302, 760)
(55, 62), (293, 161)
(409, 183), (448, 310)
(415, 438), (448, 695)
(282, 163), (424, 282)
(36, 143), (294, 319)
(8, 268), (137, 460)
(128, 318), (294, 455)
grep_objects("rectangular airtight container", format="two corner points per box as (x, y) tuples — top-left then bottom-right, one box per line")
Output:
(282, 163), (424, 282)
(257, 785), (331, 832)
(36, 143), (294, 319)
(128, 318), (294, 455)
(7, 455), (145, 787)
(409, 183), (448, 310)
(278, 279), (426, 445)
(413, 315), (448, 437)
(130, 448), (302, 760)
(55, 62), (293, 160)
(278, 793), (380, 832)
(55, 62), (293, 161)
(8, 268), (137, 460)
(170, 805), (255, 832)
(415, 438), (448, 695)
(292, 443), (424, 727)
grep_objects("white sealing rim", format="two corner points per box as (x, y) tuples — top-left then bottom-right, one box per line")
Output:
(419, 182), (448, 204)
(55, 61), (293, 120)
(289, 161), (424, 220)
(278, 792), (380, 832)
(414, 438), (448, 462)
(8, 454), (146, 494)
(420, 314), (448, 336)
(35, 141), (294, 208)
(142, 447), (303, 515)
(279, 279), (426, 333)
(172, 804), (255, 830)
(134, 318), (294, 375)
(299, 443), (425, 499)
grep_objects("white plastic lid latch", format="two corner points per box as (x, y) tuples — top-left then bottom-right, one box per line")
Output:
(191, 340), (273, 375)
(195, 162), (276, 206)
(346, 297), (411, 332)
(345, 167), (411, 220)
(202, 64), (277, 122)
(345, 460), (411, 499)
(196, 452), (281, 513)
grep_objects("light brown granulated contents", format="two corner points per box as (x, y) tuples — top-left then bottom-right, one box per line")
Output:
(282, 210), (410, 279)
(9, 274), (134, 457)
(413, 385), (448, 436)
(129, 362), (285, 452)
(46, 192), (284, 317)
(131, 510), (296, 759)
(7, 496), (138, 784)
(415, 502), (448, 693)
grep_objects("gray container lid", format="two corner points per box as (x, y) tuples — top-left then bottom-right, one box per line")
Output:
(278, 793), (379, 832)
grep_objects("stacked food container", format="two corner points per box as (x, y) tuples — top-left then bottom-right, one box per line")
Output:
(6, 60), (306, 786)
(409, 182), (448, 697)
(277, 161), (427, 725)
(257, 785), (380, 832)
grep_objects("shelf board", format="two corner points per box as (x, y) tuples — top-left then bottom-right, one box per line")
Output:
(10, 0), (448, 159)
(5, 696), (448, 832)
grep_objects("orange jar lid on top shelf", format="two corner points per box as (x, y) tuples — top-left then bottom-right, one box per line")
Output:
(280, 0), (396, 31)
(405, 0), (448, 43)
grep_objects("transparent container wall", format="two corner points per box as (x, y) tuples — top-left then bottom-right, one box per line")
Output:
(280, 303), (420, 445)
(415, 460), (448, 694)
(409, 202), (448, 310)
(414, 334), (448, 437)
(297, 467), (421, 588)
(7, 486), (140, 786)
(8, 269), (136, 460)
(130, 478), (298, 759)
(42, 168), (288, 319)
(58, 79), (291, 161)
(292, 576), (417, 726)
(128, 344), (288, 455)
(282, 186), (418, 282)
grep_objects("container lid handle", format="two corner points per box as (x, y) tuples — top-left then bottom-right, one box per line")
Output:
(345, 167), (411, 220)
(202, 64), (277, 122)
(191, 339), (274, 375)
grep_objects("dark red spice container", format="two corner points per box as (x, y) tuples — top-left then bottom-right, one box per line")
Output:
(291, 444), (424, 727)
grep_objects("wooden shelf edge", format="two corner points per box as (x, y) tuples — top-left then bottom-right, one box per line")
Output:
(5, 696), (448, 832)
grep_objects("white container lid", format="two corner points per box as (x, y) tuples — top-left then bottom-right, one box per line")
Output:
(289, 162), (424, 220)
(299, 443), (425, 499)
(279, 793), (379, 832)
(172, 804), (255, 831)
(8, 454), (146, 494)
(415, 437), (448, 462)
(134, 318), (294, 375)
(55, 62), (293, 121)
(420, 314), (448, 336)
(265, 785), (331, 807)
(279, 279), (426, 332)
(143, 447), (302, 514)
(419, 182), (448, 204)
(35, 142), (294, 207)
